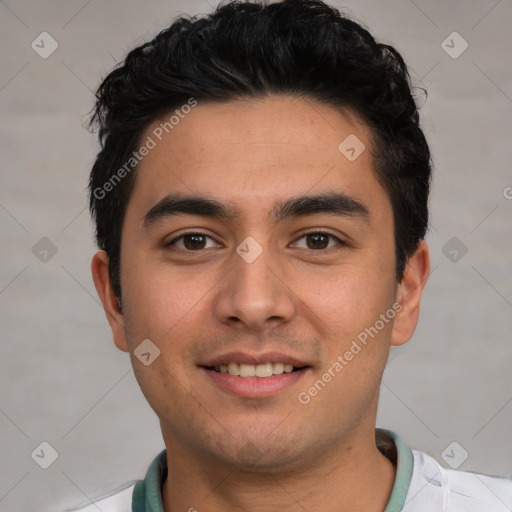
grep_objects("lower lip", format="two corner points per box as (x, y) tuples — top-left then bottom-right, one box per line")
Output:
(201, 367), (309, 398)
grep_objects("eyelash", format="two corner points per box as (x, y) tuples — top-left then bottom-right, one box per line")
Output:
(166, 231), (345, 251)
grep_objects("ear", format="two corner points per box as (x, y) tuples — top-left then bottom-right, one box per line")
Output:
(91, 250), (129, 352)
(391, 240), (430, 347)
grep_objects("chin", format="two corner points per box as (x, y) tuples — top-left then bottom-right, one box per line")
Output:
(203, 430), (317, 475)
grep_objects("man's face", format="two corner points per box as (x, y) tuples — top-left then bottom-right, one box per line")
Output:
(109, 95), (404, 470)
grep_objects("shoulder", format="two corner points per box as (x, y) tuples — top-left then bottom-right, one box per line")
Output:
(66, 449), (167, 512)
(64, 481), (136, 512)
(407, 449), (512, 511)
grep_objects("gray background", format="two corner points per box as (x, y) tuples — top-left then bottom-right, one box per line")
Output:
(1, 0), (511, 511)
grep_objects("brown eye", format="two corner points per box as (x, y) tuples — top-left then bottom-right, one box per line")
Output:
(168, 233), (220, 251)
(293, 232), (344, 251)
(306, 233), (330, 249)
(183, 234), (207, 250)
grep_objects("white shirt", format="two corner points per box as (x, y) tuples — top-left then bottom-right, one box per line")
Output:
(67, 430), (512, 512)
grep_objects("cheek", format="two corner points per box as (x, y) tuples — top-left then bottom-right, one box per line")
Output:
(297, 264), (397, 416)
(293, 259), (395, 339)
(120, 250), (218, 343)
(129, 351), (198, 431)
(120, 268), (209, 417)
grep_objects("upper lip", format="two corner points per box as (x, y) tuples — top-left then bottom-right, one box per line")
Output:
(200, 351), (310, 368)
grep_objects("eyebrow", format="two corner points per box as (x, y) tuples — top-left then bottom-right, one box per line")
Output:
(143, 192), (369, 228)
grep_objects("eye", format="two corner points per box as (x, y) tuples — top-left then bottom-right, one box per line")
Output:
(168, 233), (221, 251)
(293, 232), (344, 250)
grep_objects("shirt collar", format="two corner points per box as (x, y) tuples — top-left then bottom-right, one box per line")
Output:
(132, 428), (413, 512)
(379, 429), (414, 511)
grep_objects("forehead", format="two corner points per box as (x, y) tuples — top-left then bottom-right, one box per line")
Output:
(129, 95), (390, 222)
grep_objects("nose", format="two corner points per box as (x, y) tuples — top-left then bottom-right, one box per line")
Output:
(212, 240), (296, 332)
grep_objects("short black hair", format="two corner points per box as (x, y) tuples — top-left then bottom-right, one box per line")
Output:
(89, 0), (432, 301)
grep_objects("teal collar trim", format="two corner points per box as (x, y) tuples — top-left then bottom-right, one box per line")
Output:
(132, 430), (413, 512)
(132, 449), (166, 512)
(379, 429), (414, 512)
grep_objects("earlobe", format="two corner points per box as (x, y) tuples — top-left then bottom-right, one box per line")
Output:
(91, 251), (129, 352)
(391, 240), (430, 347)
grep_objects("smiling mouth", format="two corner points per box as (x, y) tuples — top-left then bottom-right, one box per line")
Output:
(203, 362), (309, 378)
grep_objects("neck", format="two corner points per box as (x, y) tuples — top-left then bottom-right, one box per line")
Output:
(161, 427), (396, 512)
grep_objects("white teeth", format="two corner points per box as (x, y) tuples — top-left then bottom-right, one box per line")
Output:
(273, 362), (284, 374)
(255, 363), (273, 377)
(213, 362), (302, 378)
(239, 363), (256, 377)
(227, 362), (240, 376)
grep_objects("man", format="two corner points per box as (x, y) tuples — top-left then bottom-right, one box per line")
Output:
(79, 0), (512, 510)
